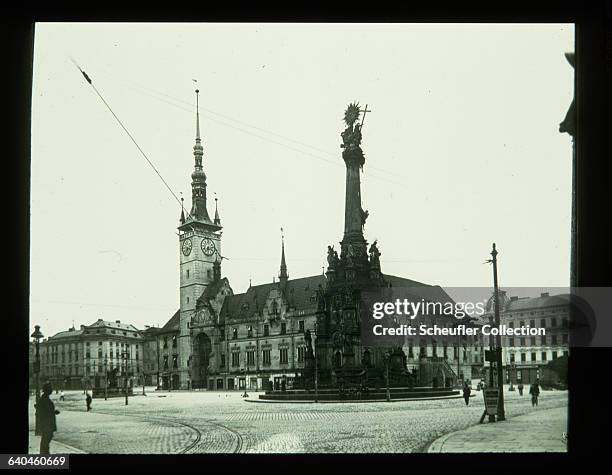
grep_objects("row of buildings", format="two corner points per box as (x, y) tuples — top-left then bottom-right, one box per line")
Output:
(28, 287), (570, 391)
(30, 98), (569, 393)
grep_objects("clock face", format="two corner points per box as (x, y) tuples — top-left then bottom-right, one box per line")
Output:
(182, 238), (193, 256)
(201, 238), (216, 256)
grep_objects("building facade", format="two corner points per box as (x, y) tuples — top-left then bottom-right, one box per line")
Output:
(34, 319), (145, 391)
(481, 291), (570, 385)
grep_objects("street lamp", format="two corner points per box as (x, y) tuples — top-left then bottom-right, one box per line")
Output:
(121, 350), (129, 406)
(31, 325), (43, 436)
(384, 351), (391, 402)
(313, 323), (319, 403)
(103, 356), (108, 401)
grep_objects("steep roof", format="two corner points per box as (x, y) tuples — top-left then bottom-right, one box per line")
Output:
(48, 328), (84, 341)
(504, 294), (570, 312)
(159, 309), (180, 333)
(87, 319), (140, 332)
(220, 274), (326, 319)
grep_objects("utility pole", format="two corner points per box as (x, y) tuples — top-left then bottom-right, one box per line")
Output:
(384, 352), (391, 402)
(490, 243), (506, 421)
(314, 323), (319, 403)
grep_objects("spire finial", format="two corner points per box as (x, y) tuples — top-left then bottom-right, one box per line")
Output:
(194, 83), (201, 142)
(279, 227), (288, 282)
(214, 192), (221, 225)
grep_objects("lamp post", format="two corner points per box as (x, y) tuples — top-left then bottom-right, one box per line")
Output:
(490, 243), (505, 421)
(121, 350), (129, 406)
(314, 323), (319, 403)
(31, 325), (43, 436)
(103, 356), (108, 400)
(384, 352), (391, 402)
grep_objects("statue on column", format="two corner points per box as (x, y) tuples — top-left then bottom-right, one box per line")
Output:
(369, 240), (381, 267)
(360, 207), (369, 229)
(341, 103), (363, 152)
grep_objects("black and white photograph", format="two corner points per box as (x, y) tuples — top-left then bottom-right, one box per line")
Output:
(25, 22), (578, 456)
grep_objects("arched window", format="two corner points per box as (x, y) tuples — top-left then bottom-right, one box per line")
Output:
(334, 351), (342, 368)
(363, 349), (371, 367)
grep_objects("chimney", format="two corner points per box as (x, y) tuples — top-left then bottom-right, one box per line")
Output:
(80, 325), (85, 330)
(115, 320), (121, 324)
(540, 292), (549, 298)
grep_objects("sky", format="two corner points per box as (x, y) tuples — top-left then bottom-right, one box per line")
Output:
(30, 23), (575, 339)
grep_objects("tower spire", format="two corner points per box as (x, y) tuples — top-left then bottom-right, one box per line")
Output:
(214, 194), (221, 225)
(187, 88), (212, 223)
(279, 227), (288, 283)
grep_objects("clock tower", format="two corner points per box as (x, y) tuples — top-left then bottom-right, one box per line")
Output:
(176, 89), (222, 389)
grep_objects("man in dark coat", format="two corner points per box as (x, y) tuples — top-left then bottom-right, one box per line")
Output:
(36, 382), (60, 454)
(463, 382), (472, 405)
(529, 379), (540, 407)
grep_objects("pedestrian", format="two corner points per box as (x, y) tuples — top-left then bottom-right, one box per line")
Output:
(86, 391), (92, 412)
(59, 390), (65, 402)
(517, 382), (524, 396)
(462, 381), (471, 406)
(529, 380), (540, 407)
(36, 382), (60, 454)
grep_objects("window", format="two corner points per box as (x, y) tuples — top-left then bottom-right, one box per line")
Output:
(541, 352), (548, 361)
(530, 320), (535, 328)
(231, 352), (240, 367)
(280, 348), (288, 364)
(531, 352), (537, 361)
(563, 350), (569, 357)
(172, 336), (177, 348)
(540, 319), (546, 328)
(163, 356), (169, 370)
(247, 326), (253, 338)
(298, 320), (305, 333)
(509, 338), (514, 347)
(519, 321), (525, 328)
(530, 337), (536, 345)
(297, 346), (305, 363)
(520, 338), (525, 347)
(186, 269), (190, 278)
(173, 355), (178, 369)
(551, 318), (557, 327)
(552, 351), (558, 359)
(280, 322), (286, 335)
(552, 335), (558, 345)
(232, 328), (238, 340)
(541, 334), (547, 345)
(520, 353), (526, 362)
(220, 354), (225, 368)
(263, 324), (269, 337)
(262, 349), (271, 365)
(247, 349), (255, 366)
(163, 337), (168, 349)
(510, 353), (515, 363)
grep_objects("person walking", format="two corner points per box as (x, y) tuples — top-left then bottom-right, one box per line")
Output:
(85, 391), (92, 412)
(517, 382), (524, 396)
(529, 380), (540, 407)
(36, 382), (60, 454)
(59, 390), (65, 402)
(462, 381), (472, 406)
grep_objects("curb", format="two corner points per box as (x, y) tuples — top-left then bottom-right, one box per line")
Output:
(425, 406), (566, 453)
(29, 432), (87, 454)
(244, 394), (464, 404)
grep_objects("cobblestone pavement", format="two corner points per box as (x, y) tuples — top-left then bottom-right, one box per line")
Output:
(427, 406), (568, 453)
(28, 387), (568, 454)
